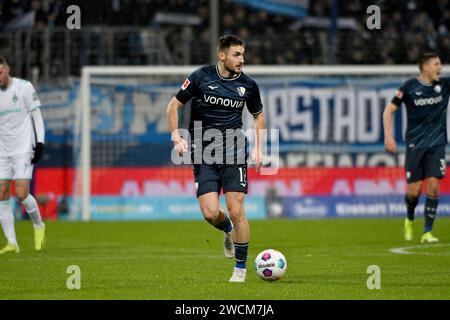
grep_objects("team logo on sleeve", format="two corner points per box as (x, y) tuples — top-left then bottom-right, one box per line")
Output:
(32, 92), (38, 101)
(237, 86), (246, 97)
(181, 79), (190, 90)
(395, 90), (403, 99)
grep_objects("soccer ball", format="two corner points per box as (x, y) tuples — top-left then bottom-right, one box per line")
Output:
(254, 249), (287, 281)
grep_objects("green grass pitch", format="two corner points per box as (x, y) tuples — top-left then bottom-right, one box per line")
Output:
(1, 218), (449, 300)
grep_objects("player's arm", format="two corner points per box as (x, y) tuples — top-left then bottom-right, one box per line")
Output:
(167, 72), (200, 154)
(247, 80), (265, 173)
(31, 108), (45, 164)
(252, 111), (265, 173)
(25, 82), (45, 164)
(166, 96), (188, 154)
(383, 86), (405, 154)
(31, 108), (45, 143)
(383, 102), (399, 154)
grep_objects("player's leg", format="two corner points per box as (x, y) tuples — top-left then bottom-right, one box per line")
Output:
(0, 156), (20, 253)
(420, 177), (440, 243)
(14, 179), (46, 250)
(198, 193), (234, 258)
(13, 153), (45, 250)
(403, 148), (425, 241)
(194, 164), (234, 258)
(222, 164), (249, 282)
(225, 191), (248, 282)
(404, 181), (422, 241)
(420, 146), (445, 243)
(198, 191), (227, 225)
(14, 180), (44, 228)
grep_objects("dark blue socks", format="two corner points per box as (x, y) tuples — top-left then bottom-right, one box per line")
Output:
(424, 196), (438, 233)
(234, 242), (249, 269)
(214, 215), (232, 233)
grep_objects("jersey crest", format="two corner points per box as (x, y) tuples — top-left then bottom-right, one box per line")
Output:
(237, 86), (246, 97)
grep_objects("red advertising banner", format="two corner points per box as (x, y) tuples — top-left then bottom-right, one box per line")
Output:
(34, 167), (450, 218)
(36, 167), (450, 196)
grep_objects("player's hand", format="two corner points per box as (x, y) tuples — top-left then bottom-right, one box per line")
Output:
(173, 137), (188, 155)
(31, 143), (45, 164)
(252, 147), (263, 173)
(384, 136), (397, 154)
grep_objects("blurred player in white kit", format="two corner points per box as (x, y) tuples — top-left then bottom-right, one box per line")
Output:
(0, 56), (46, 254)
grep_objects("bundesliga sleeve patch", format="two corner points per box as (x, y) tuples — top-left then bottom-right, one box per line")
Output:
(181, 79), (190, 90)
(395, 90), (403, 99)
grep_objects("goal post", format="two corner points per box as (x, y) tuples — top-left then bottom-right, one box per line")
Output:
(76, 65), (450, 221)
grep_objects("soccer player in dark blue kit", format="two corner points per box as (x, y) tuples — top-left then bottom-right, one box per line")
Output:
(383, 52), (450, 243)
(166, 35), (265, 282)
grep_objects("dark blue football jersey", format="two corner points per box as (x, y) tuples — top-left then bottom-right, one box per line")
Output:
(391, 77), (450, 150)
(175, 65), (263, 165)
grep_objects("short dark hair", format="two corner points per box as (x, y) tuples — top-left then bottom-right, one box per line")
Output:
(0, 56), (8, 66)
(418, 52), (439, 71)
(217, 35), (245, 53)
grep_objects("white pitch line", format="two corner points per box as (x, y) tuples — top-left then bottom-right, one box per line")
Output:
(345, 253), (393, 257)
(389, 243), (450, 256)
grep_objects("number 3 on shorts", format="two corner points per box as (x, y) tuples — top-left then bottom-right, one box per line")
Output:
(440, 158), (446, 175)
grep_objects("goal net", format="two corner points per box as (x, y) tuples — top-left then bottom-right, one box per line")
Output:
(69, 65), (450, 221)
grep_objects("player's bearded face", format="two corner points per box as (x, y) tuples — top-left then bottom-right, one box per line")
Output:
(424, 58), (442, 81)
(223, 46), (245, 75)
(0, 65), (10, 90)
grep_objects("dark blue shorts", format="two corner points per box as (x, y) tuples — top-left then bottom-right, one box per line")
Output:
(405, 145), (446, 183)
(193, 164), (248, 198)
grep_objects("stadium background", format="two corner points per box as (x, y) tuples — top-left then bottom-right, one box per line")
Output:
(2, 0), (450, 221)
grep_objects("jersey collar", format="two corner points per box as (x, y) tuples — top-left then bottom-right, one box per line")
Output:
(416, 77), (433, 86)
(215, 65), (242, 81)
